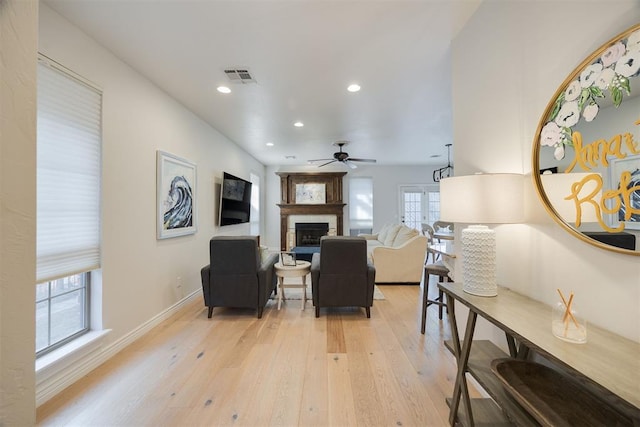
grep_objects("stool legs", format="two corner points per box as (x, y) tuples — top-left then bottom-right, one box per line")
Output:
(421, 270), (448, 335)
(421, 284), (429, 334)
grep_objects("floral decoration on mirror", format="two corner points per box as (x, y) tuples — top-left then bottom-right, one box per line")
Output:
(540, 28), (640, 161)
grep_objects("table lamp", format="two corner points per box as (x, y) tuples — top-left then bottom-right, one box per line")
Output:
(439, 173), (524, 297)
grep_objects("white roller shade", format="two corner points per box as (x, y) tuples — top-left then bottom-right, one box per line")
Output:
(349, 177), (373, 230)
(37, 59), (102, 283)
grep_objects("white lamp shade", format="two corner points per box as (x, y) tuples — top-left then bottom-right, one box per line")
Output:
(541, 172), (602, 224)
(440, 174), (524, 224)
(439, 173), (524, 297)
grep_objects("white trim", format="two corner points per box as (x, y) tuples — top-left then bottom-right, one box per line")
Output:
(38, 53), (102, 93)
(36, 290), (201, 407)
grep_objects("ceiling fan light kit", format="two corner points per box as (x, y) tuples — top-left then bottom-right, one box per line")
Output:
(308, 141), (377, 169)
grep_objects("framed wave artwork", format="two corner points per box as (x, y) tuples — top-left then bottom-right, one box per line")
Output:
(157, 150), (197, 239)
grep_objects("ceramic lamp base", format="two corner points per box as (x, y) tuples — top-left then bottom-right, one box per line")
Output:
(461, 225), (497, 297)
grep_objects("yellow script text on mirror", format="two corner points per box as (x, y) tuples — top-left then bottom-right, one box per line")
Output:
(565, 119), (640, 173)
(565, 172), (640, 232)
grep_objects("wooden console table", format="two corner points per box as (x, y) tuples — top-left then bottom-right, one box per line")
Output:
(438, 281), (640, 426)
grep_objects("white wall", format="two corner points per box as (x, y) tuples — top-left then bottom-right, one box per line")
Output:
(263, 164), (439, 249)
(21, 2), (639, 415)
(39, 4), (266, 352)
(0, 1), (38, 423)
(452, 1), (640, 341)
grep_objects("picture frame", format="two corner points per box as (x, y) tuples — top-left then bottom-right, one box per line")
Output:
(295, 183), (326, 204)
(157, 150), (197, 239)
(280, 251), (297, 266)
(608, 154), (640, 230)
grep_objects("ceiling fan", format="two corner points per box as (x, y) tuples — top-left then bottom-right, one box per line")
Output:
(308, 141), (377, 169)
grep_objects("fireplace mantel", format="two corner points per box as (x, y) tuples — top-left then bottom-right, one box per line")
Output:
(276, 172), (347, 250)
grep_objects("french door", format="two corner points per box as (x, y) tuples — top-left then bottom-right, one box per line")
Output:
(399, 185), (440, 230)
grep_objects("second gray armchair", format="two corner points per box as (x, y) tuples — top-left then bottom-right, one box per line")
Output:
(311, 236), (376, 318)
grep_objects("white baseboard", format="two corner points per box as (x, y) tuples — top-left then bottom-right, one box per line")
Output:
(36, 290), (201, 407)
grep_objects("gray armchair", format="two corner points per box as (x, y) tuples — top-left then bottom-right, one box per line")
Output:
(311, 236), (376, 318)
(200, 236), (278, 318)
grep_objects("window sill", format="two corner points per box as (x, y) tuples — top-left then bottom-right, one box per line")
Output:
(36, 329), (111, 383)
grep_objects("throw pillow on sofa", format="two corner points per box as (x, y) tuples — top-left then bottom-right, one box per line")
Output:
(377, 223), (392, 242)
(393, 226), (419, 247)
(383, 224), (402, 246)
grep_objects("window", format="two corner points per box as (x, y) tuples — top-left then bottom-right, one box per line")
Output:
(402, 190), (423, 230)
(427, 191), (441, 224)
(36, 56), (102, 356)
(349, 177), (373, 235)
(36, 273), (90, 355)
(250, 172), (260, 236)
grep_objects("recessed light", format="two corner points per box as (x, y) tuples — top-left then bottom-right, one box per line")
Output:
(217, 86), (231, 94)
(347, 84), (361, 92)
(285, 155), (296, 159)
(266, 142), (274, 147)
(294, 121), (304, 127)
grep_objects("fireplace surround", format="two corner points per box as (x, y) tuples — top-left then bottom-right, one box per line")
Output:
(276, 172), (346, 251)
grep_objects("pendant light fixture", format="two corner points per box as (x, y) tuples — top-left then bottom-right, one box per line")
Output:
(433, 144), (453, 182)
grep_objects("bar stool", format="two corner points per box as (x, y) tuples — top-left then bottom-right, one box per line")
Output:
(421, 260), (449, 334)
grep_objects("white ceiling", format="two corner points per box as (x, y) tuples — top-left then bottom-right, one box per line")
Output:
(44, 0), (480, 167)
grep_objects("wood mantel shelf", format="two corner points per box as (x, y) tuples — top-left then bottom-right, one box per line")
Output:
(277, 203), (346, 211)
(276, 172), (347, 251)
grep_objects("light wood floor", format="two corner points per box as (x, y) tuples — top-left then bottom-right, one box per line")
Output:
(37, 281), (463, 426)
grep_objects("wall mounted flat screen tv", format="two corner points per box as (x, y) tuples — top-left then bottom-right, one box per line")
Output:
(219, 172), (252, 226)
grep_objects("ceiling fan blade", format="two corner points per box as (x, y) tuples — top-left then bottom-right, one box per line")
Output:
(347, 158), (377, 163)
(307, 158), (334, 163)
(345, 160), (358, 169)
(317, 160), (338, 168)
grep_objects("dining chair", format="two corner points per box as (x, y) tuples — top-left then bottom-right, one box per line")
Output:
(422, 223), (439, 263)
(433, 221), (454, 243)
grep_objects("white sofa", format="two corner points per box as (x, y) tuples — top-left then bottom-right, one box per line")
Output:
(359, 224), (428, 284)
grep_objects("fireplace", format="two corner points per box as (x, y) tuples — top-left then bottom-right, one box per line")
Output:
(295, 222), (329, 247)
(276, 172), (346, 251)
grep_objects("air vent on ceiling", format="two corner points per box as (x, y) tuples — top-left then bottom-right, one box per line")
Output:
(224, 68), (256, 84)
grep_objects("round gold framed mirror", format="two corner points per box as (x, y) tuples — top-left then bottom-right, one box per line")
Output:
(532, 23), (640, 255)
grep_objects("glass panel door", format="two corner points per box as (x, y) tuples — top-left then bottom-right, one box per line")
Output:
(399, 185), (441, 230)
(400, 186), (423, 231)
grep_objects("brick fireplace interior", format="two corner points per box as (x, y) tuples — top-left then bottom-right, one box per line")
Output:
(295, 222), (329, 247)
